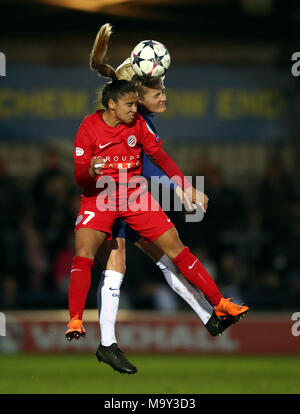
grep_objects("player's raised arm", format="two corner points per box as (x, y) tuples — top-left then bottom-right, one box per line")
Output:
(139, 119), (208, 211)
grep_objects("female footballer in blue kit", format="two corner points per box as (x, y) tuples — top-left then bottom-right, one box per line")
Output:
(87, 24), (247, 374)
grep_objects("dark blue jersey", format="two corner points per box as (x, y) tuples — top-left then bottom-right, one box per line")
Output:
(112, 111), (175, 242)
(141, 113), (176, 191)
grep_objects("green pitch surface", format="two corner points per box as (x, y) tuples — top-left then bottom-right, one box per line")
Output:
(0, 354), (300, 394)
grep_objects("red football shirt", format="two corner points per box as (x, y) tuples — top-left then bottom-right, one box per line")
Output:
(74, 110), (191, 201)
(74, 110), (162, 191)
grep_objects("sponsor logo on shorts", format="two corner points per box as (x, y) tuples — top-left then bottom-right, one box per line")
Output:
(127, 135), (137, 147)
(75, 214), (83, 225)
(75, 147), (84, 156)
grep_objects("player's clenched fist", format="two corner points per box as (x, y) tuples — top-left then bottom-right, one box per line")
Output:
(186, 187), (209, 212)
(175, 186), (208, 212)
(89, 157), (105, 177)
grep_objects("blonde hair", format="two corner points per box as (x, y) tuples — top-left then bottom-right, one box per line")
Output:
(132, 76), (164, 99)
(115, 58), (135, 81)
(90, 23), (164, 105)
(115, 59), (164, 96)
(90, 23), (136, 81)
(89, 23), (116, 79)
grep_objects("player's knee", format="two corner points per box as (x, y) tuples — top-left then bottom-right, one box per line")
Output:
(107, 240), (126, 273)
(163, 231), (185, 259)
(106, 250), (126, 273)
(119, 263), (126, 274)
(75, 248), (95, 260)
(107, 261), (126, 274)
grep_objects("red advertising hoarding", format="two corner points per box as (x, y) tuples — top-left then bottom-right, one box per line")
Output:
(0, 310), (299, 354)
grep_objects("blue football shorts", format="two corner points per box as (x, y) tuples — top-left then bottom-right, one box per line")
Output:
(112, 219), (142, 243)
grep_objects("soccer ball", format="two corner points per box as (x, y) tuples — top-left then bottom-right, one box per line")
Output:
(130, 40), (171, 78)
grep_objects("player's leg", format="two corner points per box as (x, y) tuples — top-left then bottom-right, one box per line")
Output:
(135, 237), (236, 336)
(66, 207), (118, 341)
(122, 199), (248, 319)
(136, 238), (212, 322)
(153, 227), (249, 318)
(66, 227), (107, 341)
(96, 221), (126, 349)
(96, 237), (126, 346)
(95, 231), (137, 374)
(96, 238), (126, 274)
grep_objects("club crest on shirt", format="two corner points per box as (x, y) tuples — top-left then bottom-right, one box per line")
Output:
(156, 135), (160, 143)
(127, 135), (137, 147)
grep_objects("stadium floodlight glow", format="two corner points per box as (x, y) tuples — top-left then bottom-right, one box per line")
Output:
(33, 0), (132, 13)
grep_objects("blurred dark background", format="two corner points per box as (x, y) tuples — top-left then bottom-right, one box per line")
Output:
(1, 0), (300, 312)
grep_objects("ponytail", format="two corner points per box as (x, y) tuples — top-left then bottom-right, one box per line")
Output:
(89, 23), (116, 79)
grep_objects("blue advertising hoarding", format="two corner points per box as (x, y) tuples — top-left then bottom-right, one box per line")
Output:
(0, 64), (294, 141)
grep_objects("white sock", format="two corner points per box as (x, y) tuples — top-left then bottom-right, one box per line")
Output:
(156, 254), (214, 325)
(97, 270), (124, 347)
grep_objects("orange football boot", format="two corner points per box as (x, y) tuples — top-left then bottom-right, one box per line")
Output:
(214, 298), (249, 319)
(65, 314), (86, 341)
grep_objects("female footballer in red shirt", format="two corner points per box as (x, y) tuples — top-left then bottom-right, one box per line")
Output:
(89, 24), (247, 374)
(66, 76), (249, 347)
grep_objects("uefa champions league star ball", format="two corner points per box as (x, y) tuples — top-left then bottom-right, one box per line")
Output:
(130, 40), (171, 78)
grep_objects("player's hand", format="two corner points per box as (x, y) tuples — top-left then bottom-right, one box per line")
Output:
(89, 157), (105, 177)
(185, 186), (209, 213)
(175, 186), (196, 211)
